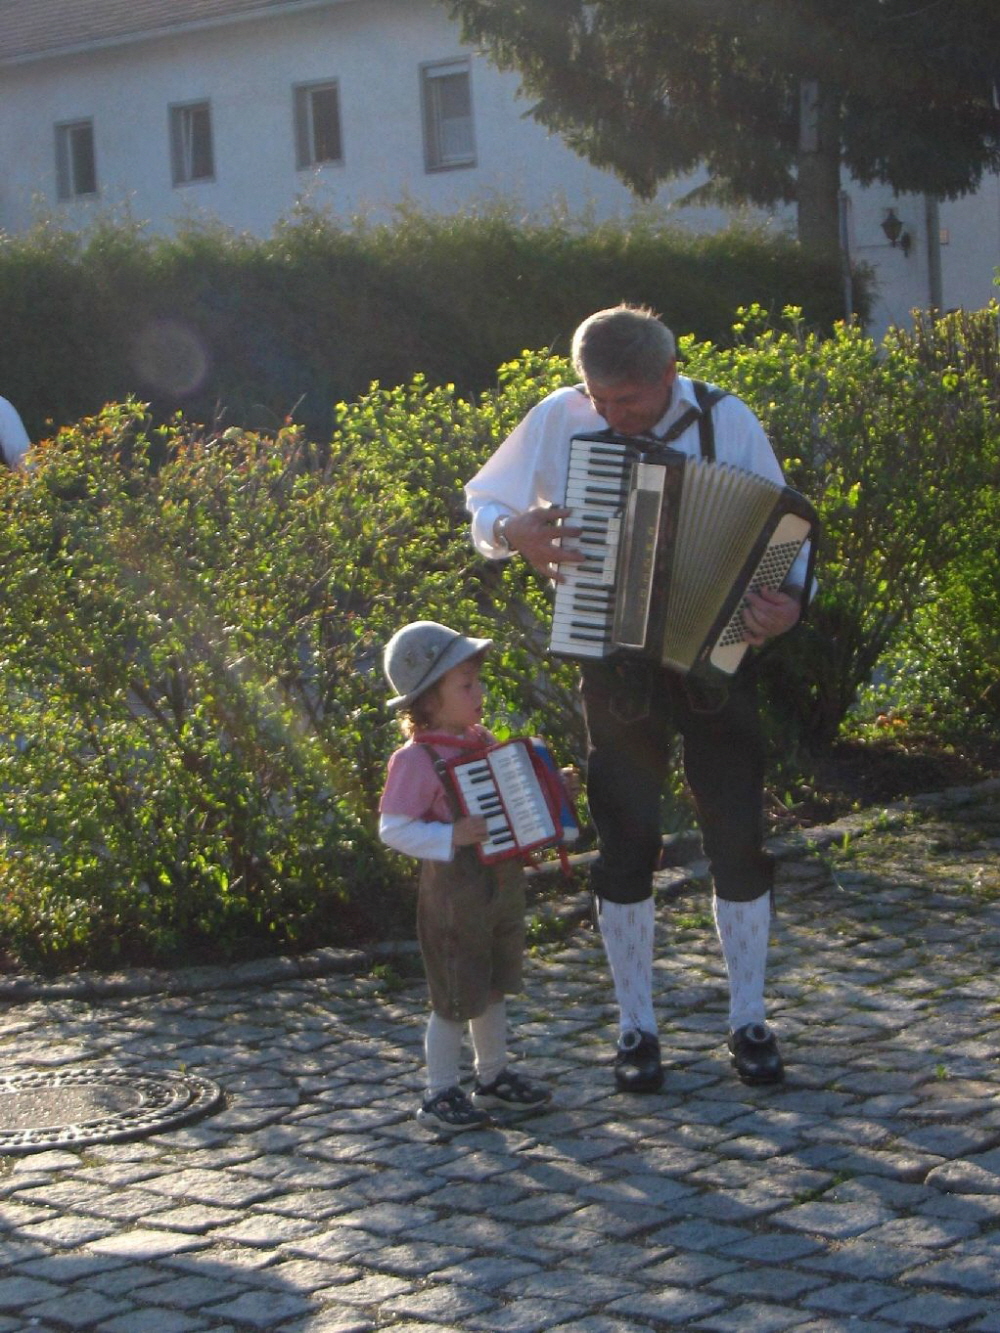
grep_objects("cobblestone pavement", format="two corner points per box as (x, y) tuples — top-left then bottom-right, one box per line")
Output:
(2, 782), (1000, 1333)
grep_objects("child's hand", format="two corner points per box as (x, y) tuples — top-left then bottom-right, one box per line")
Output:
(452, 815), (489, 847)
(561, 766), (582, 800)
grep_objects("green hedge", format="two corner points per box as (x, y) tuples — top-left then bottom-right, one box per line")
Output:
(2, 303), (997, 975)
(0, 206), (862, 445)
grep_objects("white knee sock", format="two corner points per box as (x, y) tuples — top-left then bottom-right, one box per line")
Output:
(597, 898), (657, 1037)
(469, 999), (507, 1086)
(713, 892), (771, 1031)
(425, 1011), (464, 1094)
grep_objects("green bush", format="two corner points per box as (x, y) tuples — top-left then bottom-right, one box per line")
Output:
(679, 304), (1000, 751)
(3, 304), (997, 974)
(859, 306), (1000, 734)
(0, 359), (588, 974)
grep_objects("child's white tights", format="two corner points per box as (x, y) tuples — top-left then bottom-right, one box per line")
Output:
(425, 999), (507, 1093)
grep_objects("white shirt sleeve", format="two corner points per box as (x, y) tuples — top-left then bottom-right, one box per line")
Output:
(0, 398), (31, 469)
(379, 812), (455, 862)
(465, 388), (594, 557)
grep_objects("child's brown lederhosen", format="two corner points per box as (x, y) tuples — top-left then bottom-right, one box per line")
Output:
(417, 745), (525, 1021)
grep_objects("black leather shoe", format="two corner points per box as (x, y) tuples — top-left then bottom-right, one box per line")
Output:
(614, 1030), (664, 1093)
(728, 1023), (785, 1085)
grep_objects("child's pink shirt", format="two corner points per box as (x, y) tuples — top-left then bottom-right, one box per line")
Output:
(379, 725), (493, 822)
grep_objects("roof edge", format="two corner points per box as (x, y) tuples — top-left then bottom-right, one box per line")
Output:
(0, 0), (350, 69)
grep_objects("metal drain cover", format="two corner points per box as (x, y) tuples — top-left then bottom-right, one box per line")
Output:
(0, 1068), (224, 1154)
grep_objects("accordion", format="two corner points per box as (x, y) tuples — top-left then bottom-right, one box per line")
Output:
(550, 431), (818, 678)
(441, 736), (578, 867)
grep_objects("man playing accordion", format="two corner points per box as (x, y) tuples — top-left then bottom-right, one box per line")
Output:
(465, 303), (812, 1093)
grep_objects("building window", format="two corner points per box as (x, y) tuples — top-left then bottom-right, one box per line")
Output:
(170, 101), (215, 185)
(294, 81), (343, 169)
(55, 120), (97, 199)
(421, 60), (475, 171)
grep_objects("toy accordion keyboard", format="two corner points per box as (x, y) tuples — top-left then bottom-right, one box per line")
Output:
(549, 431), (819, 678)
(443, 737), (578, 867)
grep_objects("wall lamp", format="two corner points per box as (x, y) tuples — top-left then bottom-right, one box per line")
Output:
(881, 208), (912, 256)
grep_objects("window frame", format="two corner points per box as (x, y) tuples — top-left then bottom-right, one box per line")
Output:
(169, 100), (215, 187)
(293, 79), (344, 170)
(55, 119), (98, 200)
(420, 58), (476, 172)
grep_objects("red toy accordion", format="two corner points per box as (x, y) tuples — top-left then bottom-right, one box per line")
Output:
(442, 736), (578, 867)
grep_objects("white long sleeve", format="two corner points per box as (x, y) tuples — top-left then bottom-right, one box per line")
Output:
(379, 812), (455, 862)
(0, 397), (31, 469)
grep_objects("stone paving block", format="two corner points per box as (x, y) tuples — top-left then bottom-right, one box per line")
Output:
(204, 1289), (317, 1328)
(604, 1284), (727, 1324)
(692, 1300), (818, 1331)
(800, 1281), (910, 1317)
(208, 1212), (319, 1246)
(321, 1272), (417, 1306)
(708, 1265), (825, 1302)
(649, 1217), (750, 1251)
(145, 1203), (243, 1232)
(137, 1273), (250, 1310)
(875, 1290), (989, 1328)
(97, 1307), (207, 1333)
(721, 1232), (824, 1263)
(638, 1251), (740, 1286)
(283, 1312), (374, 1333)
(791, 1322), (900, 1333)
(84, 1228), (212, 1259)
(770, 1200), (893, 1239)
(465, 1296), (592, 1331)
(138, 1168), (281, 1208)
(16, 1215), (121, 1248)
(379, 1284), (497, 1323)
(336, 1200), (441, 1235)
(26, 1289), (129, 1328)
(861, 1215), (980, 1248)
(899, 1252), (999, 1295)
(430, 1256), (543, 1292)
(352, 1239), (473, 1277)
(0, 1276), (64, 1310)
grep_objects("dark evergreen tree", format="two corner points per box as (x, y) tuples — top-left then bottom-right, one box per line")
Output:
(445, 0), (1000, 258)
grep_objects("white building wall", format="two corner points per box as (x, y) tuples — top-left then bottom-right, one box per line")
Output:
(0, 0), (996, 339)
(0, 0), (738, 237)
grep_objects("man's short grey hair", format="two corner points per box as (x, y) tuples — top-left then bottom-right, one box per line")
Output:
(571, 304), (676, 386)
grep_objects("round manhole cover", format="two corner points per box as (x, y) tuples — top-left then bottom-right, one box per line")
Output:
(0, 1068), (224, 1154)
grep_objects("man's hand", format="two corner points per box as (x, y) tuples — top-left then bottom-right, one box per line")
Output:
(498, 507), (584, 582)
(741, 587), (802, 646)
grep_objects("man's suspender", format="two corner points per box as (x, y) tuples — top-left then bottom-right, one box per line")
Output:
(654, 379), (728, 461)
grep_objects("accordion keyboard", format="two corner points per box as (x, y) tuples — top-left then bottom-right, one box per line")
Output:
(452, 742), (556, 860)
(550, 436), (631, 658)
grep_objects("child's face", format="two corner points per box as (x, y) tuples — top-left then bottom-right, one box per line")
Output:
(428, 658), (485, 734)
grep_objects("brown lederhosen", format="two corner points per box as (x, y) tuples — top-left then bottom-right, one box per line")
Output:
(417, 745), (526, 1021)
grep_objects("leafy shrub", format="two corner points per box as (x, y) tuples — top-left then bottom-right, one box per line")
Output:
(859, 306), (1000, 733)
(0, 358), (588, 973)
(3, 303), (997, 974)
(680, 304), (1000, 751)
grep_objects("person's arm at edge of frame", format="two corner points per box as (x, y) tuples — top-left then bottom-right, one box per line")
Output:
(0, 397), (31, 470)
